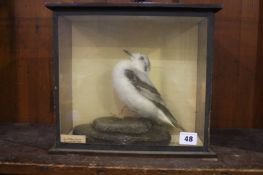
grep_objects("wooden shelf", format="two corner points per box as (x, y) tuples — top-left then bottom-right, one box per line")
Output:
(0, 123), (262, 174)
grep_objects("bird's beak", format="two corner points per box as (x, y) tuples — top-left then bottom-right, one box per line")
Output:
(123, 49), (133, 59)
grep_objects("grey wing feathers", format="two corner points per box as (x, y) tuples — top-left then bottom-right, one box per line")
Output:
(124, 69), (165, 105)
(124, 69), (184, 130)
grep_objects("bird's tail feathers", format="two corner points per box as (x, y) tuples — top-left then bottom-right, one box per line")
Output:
(153, 101), (184, 131)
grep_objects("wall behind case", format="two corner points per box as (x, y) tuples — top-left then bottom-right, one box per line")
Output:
(0, 0), (17, 122)
(182, 0), (262, 128)
(0, 0), (262, 128)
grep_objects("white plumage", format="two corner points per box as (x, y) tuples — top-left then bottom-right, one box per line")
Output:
(112, 49), (182, 129)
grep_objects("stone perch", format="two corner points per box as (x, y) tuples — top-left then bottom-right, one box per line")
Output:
(73, 116), (171, 145)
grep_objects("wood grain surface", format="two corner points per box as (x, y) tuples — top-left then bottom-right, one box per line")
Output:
(0, 124), (262, 175)
(254, 1), (263, 128)
(180, 0), (262, 127)
(0, 0), (262, 128)
(0, 0), (17, 122)
(0, 124), (263, 175)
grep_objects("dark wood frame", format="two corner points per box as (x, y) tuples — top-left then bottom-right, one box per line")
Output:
(46, 2), (222, 156)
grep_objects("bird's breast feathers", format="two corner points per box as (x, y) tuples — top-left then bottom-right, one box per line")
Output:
(112, 61), (155, 115)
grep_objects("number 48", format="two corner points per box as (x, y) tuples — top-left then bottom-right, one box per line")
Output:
(184, 136), (193, 142)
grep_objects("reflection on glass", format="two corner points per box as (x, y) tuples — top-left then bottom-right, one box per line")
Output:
(58, 15), (207, 146)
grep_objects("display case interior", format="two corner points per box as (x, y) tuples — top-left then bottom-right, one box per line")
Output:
(47, 3), (222, 154)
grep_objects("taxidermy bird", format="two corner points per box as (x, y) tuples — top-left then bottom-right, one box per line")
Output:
(112, 49), (183, 130)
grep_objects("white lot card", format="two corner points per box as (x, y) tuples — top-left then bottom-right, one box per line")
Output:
(60, 134), (86, 144)
(179, 132), (198, 145)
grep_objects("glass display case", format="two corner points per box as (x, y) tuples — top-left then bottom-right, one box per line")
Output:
(46, 3), (222, 155)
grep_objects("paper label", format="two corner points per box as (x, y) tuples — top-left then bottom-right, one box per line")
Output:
(179, 132), (198, 145)
(60, 134), (86, 144)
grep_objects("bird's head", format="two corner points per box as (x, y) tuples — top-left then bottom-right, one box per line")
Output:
(123, 49), (151, 73)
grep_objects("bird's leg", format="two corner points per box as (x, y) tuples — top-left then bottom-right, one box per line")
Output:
(119, 105), (128, 117)
(110, 112), (118, 117)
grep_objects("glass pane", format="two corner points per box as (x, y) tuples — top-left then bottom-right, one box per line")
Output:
(58, 15), (208, 147)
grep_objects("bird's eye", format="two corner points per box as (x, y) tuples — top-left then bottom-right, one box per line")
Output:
(139, 56), (144, 60)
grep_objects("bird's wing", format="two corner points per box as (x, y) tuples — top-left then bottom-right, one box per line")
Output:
(124, 69), (184, 130)
(124, 69), (165, 105)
